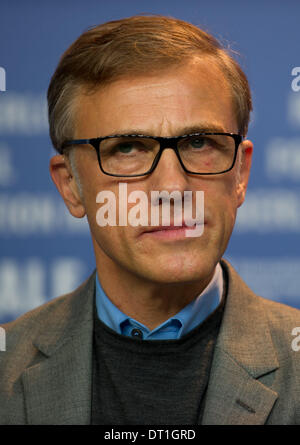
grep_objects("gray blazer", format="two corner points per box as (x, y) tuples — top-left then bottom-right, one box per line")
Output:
(1, 259), (300, 425)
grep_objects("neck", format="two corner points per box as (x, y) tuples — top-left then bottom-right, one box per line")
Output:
(94, 250), (215, 331)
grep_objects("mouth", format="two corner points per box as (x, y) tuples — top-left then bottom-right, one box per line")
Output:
(139, 222), (205, 240)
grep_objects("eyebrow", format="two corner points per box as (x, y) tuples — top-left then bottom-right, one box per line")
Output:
(103, 123), (228, 138)
(174, 124), (228, 135)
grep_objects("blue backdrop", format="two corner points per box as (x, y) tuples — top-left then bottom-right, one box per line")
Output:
(1, 0), (300, 323)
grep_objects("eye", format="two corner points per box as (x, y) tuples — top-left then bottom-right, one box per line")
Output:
(113, 139), (152, 155)
(189, 138), (205, 149)
(117, 142), (135, 153)
(101, 136), (156, 158)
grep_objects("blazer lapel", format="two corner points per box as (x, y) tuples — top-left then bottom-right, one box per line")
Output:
(202, 260), (279, 425)
(202, 346), (278, 425)
(21, 272), (96, 425)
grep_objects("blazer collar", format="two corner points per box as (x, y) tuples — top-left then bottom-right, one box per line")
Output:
(22, 271), (96, 425)
(32, 271), (96, 357)
(202, 259), (279, 425)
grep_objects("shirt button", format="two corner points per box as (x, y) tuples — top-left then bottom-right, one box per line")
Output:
(131, 328), (143, 339)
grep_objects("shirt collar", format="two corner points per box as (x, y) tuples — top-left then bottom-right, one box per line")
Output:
(95, 263), (223, 339)
(172, 263), (223, 336)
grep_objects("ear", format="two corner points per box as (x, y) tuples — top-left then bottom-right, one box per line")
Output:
(49, 154), (86, 218)
(236, 139), (253, 208)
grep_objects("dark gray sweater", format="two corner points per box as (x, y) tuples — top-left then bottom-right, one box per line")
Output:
(91, 293), (225, 425)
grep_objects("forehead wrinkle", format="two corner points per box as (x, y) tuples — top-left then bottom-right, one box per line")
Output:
(156, 116), (174, 136)
(74, 61), (238, 138)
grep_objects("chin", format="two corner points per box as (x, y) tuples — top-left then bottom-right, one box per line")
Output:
(139, 255), (215, 285)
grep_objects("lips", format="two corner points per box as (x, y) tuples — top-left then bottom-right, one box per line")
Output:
(148, 224), (191, 232)
(141, 221), (195, 233)
(138, 220), (205, 240)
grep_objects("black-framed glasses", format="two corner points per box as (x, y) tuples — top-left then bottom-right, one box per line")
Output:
(61, 132), (242, 177)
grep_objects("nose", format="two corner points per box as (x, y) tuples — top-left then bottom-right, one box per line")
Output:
(149, 147), (190, 193)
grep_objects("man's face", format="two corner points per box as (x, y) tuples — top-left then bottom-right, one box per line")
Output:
(56, 59), (252, 286)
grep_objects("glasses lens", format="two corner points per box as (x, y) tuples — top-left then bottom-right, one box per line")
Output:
(178, 134), (236, 173)
(98, 134), (237, 176)
(99, 136), (159, 175)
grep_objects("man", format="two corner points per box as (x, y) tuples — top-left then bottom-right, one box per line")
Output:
(1, 15), (300, 425)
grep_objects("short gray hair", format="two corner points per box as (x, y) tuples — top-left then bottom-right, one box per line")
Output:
(47, 15), (252, 153)
(66, 148), (84, 200)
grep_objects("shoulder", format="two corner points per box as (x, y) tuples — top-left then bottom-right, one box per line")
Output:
(220, 257), (300, 350)
(258, 292), (300, 324)
(0, 270), (96, 366)
(1, 271), (95, 336)
(255, 295), (300, 357)
(253, 293), (300, 357)
(0, 271), (96, 424)
(221, 257), (300, 320)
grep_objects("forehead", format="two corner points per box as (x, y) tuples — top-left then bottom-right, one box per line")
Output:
(74, 58), (237, 138)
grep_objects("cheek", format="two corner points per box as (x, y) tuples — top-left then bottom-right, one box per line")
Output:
(205, 178), (239, 233)
(84, 184), (139, 263)
(93, 225), (127, 252)
(90, 215), (138, 271)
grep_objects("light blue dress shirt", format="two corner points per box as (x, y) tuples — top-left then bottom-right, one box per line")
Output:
(95, 263), (223, 340)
